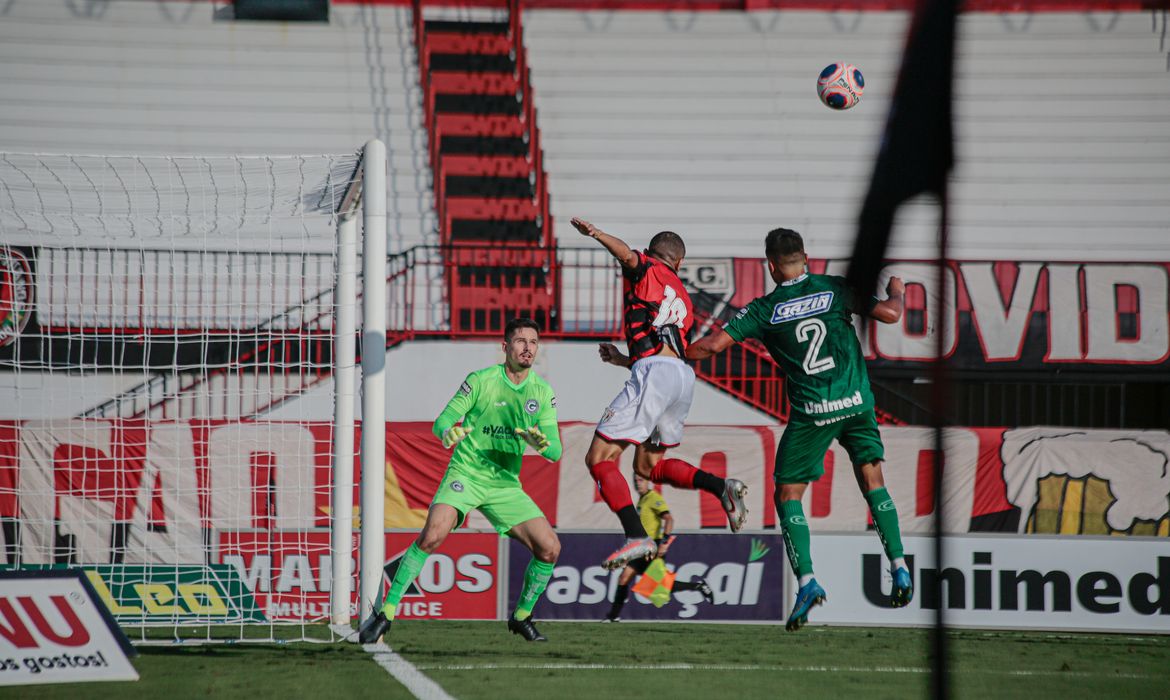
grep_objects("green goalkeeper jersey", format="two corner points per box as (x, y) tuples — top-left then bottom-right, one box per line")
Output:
(724, 273), (876, 423)
(433, 364), (562, 483)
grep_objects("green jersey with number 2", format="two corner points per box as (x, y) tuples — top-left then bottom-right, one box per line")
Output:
(724, 273), (875, 423)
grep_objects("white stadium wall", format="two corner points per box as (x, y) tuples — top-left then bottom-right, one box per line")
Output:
(525, 10), (1170, 261)
(0, 340), (773, 423)
(264, 340), (773, 424)
(0, 0), (435, 252)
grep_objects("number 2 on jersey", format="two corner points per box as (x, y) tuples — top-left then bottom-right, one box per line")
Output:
(795, 318), (836, 375)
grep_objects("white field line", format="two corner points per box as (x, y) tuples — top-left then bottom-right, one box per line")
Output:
(409, 662), (1159, 680)
(363, 642), (456, 700)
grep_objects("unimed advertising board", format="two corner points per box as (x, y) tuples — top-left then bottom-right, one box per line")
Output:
(811, 534), (1169, 633)
(0, 570), (138, 686)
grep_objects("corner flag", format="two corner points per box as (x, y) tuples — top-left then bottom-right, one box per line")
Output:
(846, 0), (958, 300)
(631, 558), (676, 608)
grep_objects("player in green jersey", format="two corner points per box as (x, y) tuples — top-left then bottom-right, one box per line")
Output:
(603, 473), (714, 621)
(359, 318), (563, 644)
(687, 228), (914, 631)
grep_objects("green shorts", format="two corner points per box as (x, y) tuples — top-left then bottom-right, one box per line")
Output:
(775, 410), (885, 484)
(432, 469), (546, 536)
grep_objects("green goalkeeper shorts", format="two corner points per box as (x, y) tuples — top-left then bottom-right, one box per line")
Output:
(432, 469), (546, 536)
(775, 410), (885, 485)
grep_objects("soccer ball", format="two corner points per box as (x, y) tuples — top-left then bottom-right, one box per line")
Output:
(817, 62), (865, 110)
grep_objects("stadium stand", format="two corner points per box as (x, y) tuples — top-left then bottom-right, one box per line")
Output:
(414, 2), (557, 333)
(0, 0), (435, 252)
(524, 10), (1170, 261)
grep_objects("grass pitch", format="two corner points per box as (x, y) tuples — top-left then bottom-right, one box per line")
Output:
(9, 622), (1169, 699)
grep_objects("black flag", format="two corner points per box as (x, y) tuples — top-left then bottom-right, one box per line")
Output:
(846, 0), (958, 299)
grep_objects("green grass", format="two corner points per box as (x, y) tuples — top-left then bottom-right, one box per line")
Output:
(6, 626), (411, 700)
(6, 623), (1169, 699)
(389, 621), (1170, 700)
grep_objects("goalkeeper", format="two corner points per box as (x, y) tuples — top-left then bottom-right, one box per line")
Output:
(360, 318), (563, 643)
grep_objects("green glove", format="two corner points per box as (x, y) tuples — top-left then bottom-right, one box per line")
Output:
(514, 426), (550, 452)
(441, 425), (471, 449)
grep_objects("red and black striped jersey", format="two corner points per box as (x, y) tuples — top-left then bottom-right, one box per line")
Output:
(622, 251), (694, 362)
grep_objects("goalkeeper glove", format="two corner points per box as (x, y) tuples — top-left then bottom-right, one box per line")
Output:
(441, 425), (470, 449)
(515, 426), (550, 452)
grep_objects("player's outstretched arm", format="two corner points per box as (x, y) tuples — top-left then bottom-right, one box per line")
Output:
(686, 329), (737, 361)
(869, 276), (905, 324)
(571, 217), (639, 270)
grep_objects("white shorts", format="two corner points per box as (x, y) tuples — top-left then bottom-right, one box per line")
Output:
(596, 356), (695, 447)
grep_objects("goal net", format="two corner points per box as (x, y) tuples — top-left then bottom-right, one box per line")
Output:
(0, 147), (379, 643)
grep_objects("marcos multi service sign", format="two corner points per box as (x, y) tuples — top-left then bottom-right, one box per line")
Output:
(510, 533), (784, 621)
(218, 531), (500, 621)
(0, 569), (137, 686)
(810, 534), (1169, 633)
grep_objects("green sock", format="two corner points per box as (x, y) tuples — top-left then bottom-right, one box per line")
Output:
(865, 487), (905, 561)
(513, 558), (555, 620)
(780, 499), (814, 578)
(379, 543), (429, 617)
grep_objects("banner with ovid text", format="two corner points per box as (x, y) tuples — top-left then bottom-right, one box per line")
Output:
(0, 569), (138, 686)
(809, 533), (1169, 633)
(509, 532), (784, 621)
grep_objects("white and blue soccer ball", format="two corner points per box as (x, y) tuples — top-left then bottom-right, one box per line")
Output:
(817, 62), (865, 110)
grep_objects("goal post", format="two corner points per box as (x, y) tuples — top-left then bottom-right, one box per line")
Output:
(358, 139), (387, 626)
(0, 141), (386, 642)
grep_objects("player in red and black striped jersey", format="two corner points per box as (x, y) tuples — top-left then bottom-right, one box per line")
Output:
(621, 247), (693, 362)
(572, 217), (750, 571)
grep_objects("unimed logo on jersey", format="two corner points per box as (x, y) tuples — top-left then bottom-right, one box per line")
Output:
(770, 291), (833, 324)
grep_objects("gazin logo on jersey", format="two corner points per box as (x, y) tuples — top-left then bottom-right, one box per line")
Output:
(770, 291), (833, 324)
(0, 247), (33, 347)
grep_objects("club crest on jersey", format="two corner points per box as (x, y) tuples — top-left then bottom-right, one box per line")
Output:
(770, 291), (833, 324)
(525, 399), (539, 415)
(450, 480), (464, 493)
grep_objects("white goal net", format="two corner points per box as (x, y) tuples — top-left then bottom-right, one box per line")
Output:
(0, 148), (376, 643)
